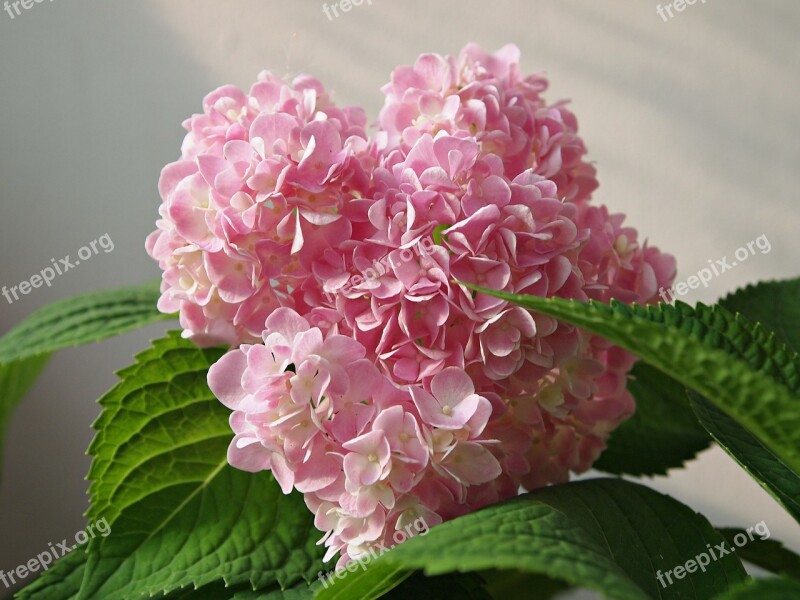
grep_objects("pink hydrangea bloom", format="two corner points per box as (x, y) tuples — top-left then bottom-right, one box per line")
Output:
(150, 45), (677, 566)
(147, 72), (374, 345)
(379, 43), (599, 203)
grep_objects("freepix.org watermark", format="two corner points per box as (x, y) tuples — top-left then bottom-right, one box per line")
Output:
(317, 516), (429, 589)
(321, 235), (436, 303)
(322, 0), (373, 21)
(656, 520), (770, 588)
(0, 519), (111, 589)
(2, 233), (114, 305)
(656, 0), (707, 22)
(3, 0), (56, 20)
(658, 234), (770, 304)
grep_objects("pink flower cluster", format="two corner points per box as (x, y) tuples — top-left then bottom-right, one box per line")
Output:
(148, 44), (676, 566)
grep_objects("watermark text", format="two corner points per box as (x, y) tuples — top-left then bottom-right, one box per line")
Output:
(1, 518), (111, 589)
(2, 233), (115, 305)
(656, 520), (769, 588)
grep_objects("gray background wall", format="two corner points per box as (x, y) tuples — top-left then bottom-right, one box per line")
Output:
(1, 1), (798, 597)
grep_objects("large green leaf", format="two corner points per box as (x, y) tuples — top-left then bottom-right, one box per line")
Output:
(85, 332), (229, 523)
(15, 547), (87, 600)
(315, 559), (410, 599)
(479, 571), (569, 600)
(383, 573), (494, 599)
(718, 527), (800, 579)
(169, 570), (498, 599)
(229, 588), (317, 600)
(594, 363), (711, 476)
(78, 468), (323, 599)
(164, 582), (258, 599)
(168, 578), (491, 600)
(0, 282), (172, 474)
(0, 281), (170, 363)
(0, 354), (50, 457)
(461, 287), (800, 486)
(689, 278), (800, 524)
(691, 393), (800, 523)
(18, 333), (325, 600)
(714, 576), (800, 599)
(315, 478), (746, 600)
(161, 582), (263, 599)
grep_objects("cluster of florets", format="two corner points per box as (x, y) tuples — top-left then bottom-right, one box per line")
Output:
(146, 71), (373, 345)
(149, 44), (675, 566)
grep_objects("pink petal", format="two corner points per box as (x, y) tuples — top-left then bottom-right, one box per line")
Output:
(208, 350), (247, 409)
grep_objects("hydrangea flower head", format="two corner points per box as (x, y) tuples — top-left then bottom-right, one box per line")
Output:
(149, 44), (676, 565)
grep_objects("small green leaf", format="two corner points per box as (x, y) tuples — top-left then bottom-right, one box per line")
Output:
(594, 363), (711, 476)
(718, 528), (800, 579)
(432, 224), (450, 246)
(315, 479), (746, 600)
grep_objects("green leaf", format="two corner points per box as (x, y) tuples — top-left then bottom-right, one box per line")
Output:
(229, 588), (316, 600)
(383, 572), (494, 599)
(460, 286), (800, 488)
(0, 281), (171, 363)
(0, 354), (50, 456)
(696, 277), (800, 523)
(0, 281), (172, 476)
(85, 332), (229, 523)
(720, 277), (800, 354)
(159, 581), (316, 599)
(714, 576), (800, 599)
(79, 468), (323, 599)
(14, 547), (87, 600)
(691, 393), (800, 523)
(480, 570), (569, 600)
(176, 574), (492, 600)
(312, 571), (491, 600)
(315, 560), (411, 600)
(315, 478), (746, 600)
(19, 333), (325, 600)
(718, 528), (800, 579)
(594, 362), (711, 476)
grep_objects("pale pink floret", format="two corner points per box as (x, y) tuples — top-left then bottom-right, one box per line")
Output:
(410, 368), (490, 431)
